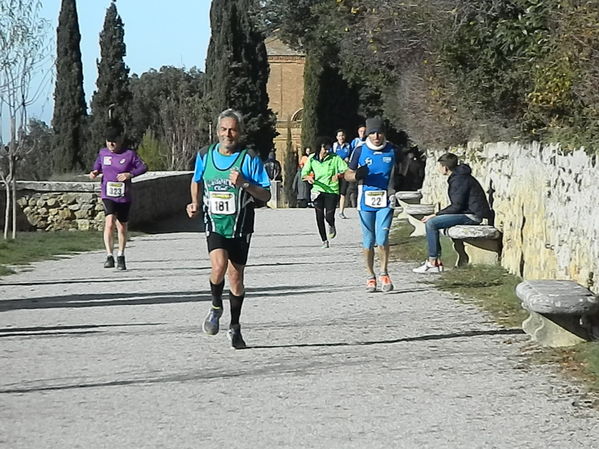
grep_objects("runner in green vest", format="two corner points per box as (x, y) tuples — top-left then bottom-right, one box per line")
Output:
(301, 136), (348, 248)
(187, 109), (271, 349)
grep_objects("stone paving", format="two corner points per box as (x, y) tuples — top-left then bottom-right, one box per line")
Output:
(1, 208), (598, 449)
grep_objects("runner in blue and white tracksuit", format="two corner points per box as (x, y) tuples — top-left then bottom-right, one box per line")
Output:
(345, 117), (396, 293)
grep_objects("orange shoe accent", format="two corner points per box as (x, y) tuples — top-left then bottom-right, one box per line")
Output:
(366, 278), (377, 290)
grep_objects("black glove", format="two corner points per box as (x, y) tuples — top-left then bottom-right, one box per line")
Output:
(354, 164), (369, 181)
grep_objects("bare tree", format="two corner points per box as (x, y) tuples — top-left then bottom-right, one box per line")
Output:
(0, 0), (50, 239)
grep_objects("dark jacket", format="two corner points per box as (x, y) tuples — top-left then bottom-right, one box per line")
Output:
(437, 164), (492, 219)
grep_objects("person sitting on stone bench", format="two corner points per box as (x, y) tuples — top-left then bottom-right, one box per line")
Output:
(413, 152), (492, 273)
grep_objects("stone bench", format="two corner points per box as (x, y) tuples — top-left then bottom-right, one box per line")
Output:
(394, 191), (422, 219)
(516, 280), (599, 347)
(444, 225), (502, 266)
(404, 204), (435, 237)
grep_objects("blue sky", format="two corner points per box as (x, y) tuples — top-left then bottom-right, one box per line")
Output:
(14, 0), (212, 129)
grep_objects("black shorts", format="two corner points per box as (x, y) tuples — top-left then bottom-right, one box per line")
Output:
(206, 232), (252, 266)
(339, 178), (349, 195)
(102, 199), (131, 223)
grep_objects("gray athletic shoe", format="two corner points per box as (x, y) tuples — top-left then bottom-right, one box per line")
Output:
(228, 324), (247, 349)
(202, 307), (223, 335)
(328, 224), (336, 239)
(321, 240), (329, 249)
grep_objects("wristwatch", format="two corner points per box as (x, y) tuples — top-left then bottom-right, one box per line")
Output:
(241, 181), (250, 189)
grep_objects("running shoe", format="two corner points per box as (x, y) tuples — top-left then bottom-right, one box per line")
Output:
(116, 255), (127, 271)
(321, 240), (329, 249)
(202, 306), (223, 335)
(379, 274), (394, 292)
(328, 224), (337, 239)
(412, 261), (444, 273)
(228, 324), (247, 349)
(366, 277), (377, 293)
(104, 255), (115, 268)
(338, 212), (347, 219)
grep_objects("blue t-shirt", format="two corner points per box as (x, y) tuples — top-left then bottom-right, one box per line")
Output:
(332, 141), (351, 161)
(193, 144), (271, 189)
(349, 142), (396, 211)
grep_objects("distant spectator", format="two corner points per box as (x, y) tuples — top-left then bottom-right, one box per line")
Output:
(292, 165), (311, 208)
(264, 151), (282, 181)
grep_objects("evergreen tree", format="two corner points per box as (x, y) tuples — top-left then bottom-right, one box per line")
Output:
(51, 0), (87, 174)
(205, 0), (276, 158)
(89, 0), (132, 161)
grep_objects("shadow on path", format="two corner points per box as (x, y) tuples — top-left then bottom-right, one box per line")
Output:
(0, 328), (523, 395)
(249, 328), (524, 350)
(0, 285), (344, 312)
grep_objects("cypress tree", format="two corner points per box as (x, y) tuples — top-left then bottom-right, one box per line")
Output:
(89, 0), (132, 160)
(205, 0), (276, 158)
(52, 0), (87, 174)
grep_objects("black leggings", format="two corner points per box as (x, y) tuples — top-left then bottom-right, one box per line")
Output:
(313, 192), (338, 241)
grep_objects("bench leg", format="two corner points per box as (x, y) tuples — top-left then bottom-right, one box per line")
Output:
(451, 239), (470, 267)
(395, 200), (410, 220)
(522, 311), (588, 347)
(407, 214), (426, 237)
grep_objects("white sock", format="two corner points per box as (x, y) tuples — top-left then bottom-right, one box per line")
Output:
(117, 251), (124, 257)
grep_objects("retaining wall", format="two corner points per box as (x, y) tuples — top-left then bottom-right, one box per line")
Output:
(0, 171), (193, 232)
(421, 142), (599, 292)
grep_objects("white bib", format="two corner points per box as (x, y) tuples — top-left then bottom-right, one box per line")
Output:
(364, 190), (387, 208)
(106, 181), (125, 198)
(209, 192), (236, 215)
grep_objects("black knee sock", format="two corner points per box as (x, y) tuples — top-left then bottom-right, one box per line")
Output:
(229, 291), (245, 327)
(210, 280), (225, 308)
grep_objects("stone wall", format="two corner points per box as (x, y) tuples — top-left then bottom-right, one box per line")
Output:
(1, 172), (192, 232)
(421, 142), (599, 292)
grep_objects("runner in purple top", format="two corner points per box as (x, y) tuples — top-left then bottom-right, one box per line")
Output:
(89, 123), (147, 271)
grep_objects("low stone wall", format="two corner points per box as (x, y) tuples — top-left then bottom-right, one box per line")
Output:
(421, 142), (599, 292)
(1, 171), (192, 232)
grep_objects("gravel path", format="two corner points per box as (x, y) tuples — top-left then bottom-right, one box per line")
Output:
(1, 208), (597, 448)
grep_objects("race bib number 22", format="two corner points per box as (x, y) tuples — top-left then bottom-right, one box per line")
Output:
(364, 190), (387, 208)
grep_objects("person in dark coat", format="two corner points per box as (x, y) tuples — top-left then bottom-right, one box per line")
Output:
(413, 152), (492, 273)
(292, 166), (311, 208)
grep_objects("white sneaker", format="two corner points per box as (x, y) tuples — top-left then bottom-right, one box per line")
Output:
(412, 261), (444, 273)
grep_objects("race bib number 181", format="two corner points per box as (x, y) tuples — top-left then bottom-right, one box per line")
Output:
(209, 192), (236, 215)
(364, 190), (387, 208)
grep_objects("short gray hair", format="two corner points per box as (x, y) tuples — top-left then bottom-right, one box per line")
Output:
(218, 109), (244, 134)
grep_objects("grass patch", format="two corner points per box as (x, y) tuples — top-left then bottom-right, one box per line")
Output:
(0, 231), (106, 276)
(389, 221), (457, 268)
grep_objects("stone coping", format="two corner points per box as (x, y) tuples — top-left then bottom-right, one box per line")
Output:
(14, 171), (193, 192)
(405, 204), (435, 215)
(446, 225), (501, 240)
(516, 280), (599, 315)
(395, 191), (422, 201)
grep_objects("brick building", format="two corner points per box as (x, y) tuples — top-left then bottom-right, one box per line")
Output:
(265, 34), (305, 201)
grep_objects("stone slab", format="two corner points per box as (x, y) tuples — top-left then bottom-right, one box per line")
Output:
(446, 225), (501, 240)
(516, 280), (599, 315)
(395, 191), (422, 202)
(405, 204), (435, 216)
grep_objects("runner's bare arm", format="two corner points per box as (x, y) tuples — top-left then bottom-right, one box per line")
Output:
(230, 169), (271, 203)
(187, 180), (202, 218)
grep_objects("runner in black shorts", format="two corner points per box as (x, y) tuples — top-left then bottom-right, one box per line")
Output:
(89, 123), (147, 271)
(187, 109), (271, 349)
(206, 233), (252, 266)
(102, 199), (131, 223)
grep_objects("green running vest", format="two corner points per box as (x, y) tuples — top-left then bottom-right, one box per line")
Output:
(202, 144), (249, 238)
